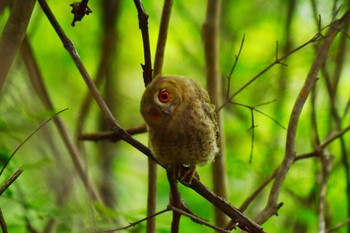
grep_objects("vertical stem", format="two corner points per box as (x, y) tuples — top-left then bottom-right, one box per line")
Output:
(0, 0), (36, 91)
(0, 208), (8, 233)
(203, 0), (228, 227)
(167, 169), (181, 233)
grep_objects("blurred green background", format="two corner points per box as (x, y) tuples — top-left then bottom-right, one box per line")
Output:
(0, 0), (350, 232)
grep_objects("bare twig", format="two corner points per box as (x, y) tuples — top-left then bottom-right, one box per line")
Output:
(0, 0), (36, 91)
(0, 168), (23, 196)
(169, 205), (230, 233)
(238, 122), (350, 216)
(225, 35), (245, 100)
(217, 30), (323, 112)
(133, 0), (153, 86)
(254, 9), (350, 224)
(96, 208), (171, 232)
(0, 109), (67, 177)
(76, 0), (121, 139)
(230, 100), (286, 163)
(326, 218), (350, 233)
(79, 125), (147, 142)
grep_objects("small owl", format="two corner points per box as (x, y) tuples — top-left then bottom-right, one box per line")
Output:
(140, 75), (219, 173)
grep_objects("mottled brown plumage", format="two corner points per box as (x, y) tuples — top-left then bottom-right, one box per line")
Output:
(140, 75), (219, 170)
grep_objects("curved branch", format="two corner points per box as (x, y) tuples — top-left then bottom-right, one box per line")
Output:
(254, 9), (350, 224)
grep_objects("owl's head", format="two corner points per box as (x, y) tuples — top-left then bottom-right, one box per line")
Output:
(141, 75), (188, 128)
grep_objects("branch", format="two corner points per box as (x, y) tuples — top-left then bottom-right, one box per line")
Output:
(78, 125), (147, 142)
(169, 205), (230, 233)
(95, 208), (171, 232)
(237, 123), (350, 217)
(254, 9), (350, 224)
(217, 29), (323, 112)
(0, 208), (8, 233)
(225, 35), (245, 100)
(0, 109), (67, 177)
(326, 218), (350, 233)
(187, 179), (265, 233)
(0, 168), (23, 196)
(0, 0), (36, 91)
(38, 0), (119, 130)
(133, 0), (153, 86)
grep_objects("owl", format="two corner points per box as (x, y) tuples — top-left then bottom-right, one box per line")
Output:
(140, 75), (219, 179)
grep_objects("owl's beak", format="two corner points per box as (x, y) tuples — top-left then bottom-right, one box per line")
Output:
(149, 107), (161, 120)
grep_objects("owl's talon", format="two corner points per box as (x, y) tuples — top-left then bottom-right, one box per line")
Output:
(176, 165), (199, 185)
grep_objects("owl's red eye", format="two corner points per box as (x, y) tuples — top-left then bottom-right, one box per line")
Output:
(158, 90), (170, 103)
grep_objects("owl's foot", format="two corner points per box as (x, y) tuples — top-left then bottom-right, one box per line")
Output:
(176, 165), (199, 185)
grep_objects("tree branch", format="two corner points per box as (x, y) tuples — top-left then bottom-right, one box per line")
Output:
(0, 168), (23, 196)
(254, 9), (350, 224)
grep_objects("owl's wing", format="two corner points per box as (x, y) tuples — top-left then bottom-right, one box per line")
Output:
(199, 87), (220, 145)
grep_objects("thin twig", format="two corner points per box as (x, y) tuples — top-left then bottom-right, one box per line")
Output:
(217, 30), (323, 112)
(96, 208), (171, 232)
(225, 34), (245, 100)
(78, 125), (147, 142)
(0, 109), (67, 177)
(169, 205), (230, 233)
(0, 168), (23, 196)
(326, 218), (350, 233)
